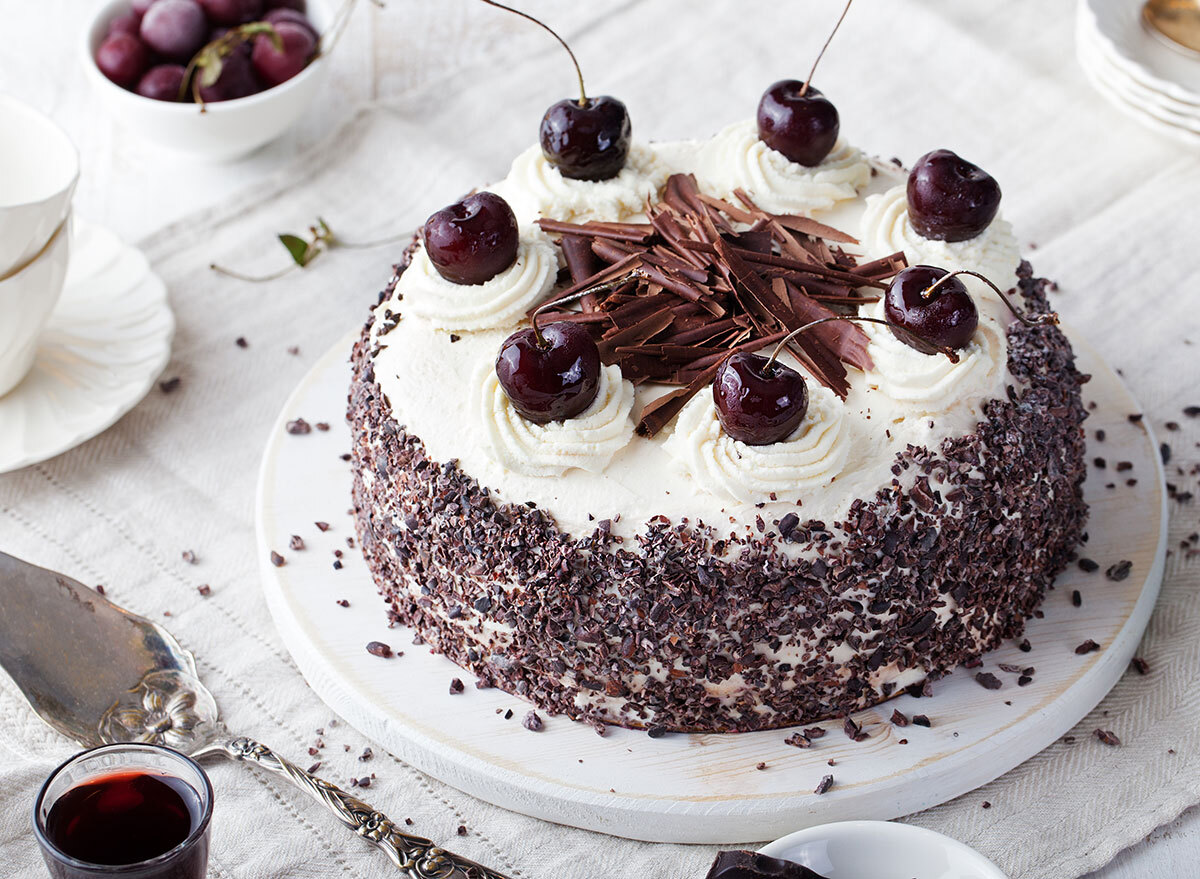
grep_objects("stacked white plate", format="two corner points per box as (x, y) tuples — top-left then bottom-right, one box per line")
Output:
(1077, 0), (1200, 145)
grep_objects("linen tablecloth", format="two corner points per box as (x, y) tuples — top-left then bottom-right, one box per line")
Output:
(3, 2), (1199, 876)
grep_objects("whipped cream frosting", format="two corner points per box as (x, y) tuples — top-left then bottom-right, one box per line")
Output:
(663, 383), (849, 503)
(859, 184), (1022, 299)
(693, 120), (871, 215)
(475, 362), (636, 477)
(860, 299), (1007, 414)
(398, 229), (558, 332)
(492, 143), (669, 224)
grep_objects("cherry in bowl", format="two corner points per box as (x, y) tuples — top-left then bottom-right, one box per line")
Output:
(884, 265), (979, 352)
(713, 351), (809, 446)
(496, 321), (602, 424)
(422, 192), (519, 286)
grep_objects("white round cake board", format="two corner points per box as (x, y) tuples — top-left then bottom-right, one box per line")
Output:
(256, 326), (1166, 844)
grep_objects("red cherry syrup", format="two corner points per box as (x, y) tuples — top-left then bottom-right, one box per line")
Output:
(44, 771), (202, 867)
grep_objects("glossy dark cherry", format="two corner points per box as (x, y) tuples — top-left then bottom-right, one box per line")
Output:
(884, 265), (979, 351)
(539, 95), (631, 181)
(713, 351), (809, 446)
(422, 192), (519, 286)
(756, 80), (839, 167)
(495, 322), (601, 423)
(906, 149), (1001, 242)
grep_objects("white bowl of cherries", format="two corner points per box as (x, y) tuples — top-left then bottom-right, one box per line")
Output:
(83, 0), (333, 161)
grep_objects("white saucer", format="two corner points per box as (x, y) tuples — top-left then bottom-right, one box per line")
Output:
(0, 220), (173, 474)
(759, 821), (1007, 879)
(1083, 0), (1200, 104)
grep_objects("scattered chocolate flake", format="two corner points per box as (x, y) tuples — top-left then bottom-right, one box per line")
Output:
(1161, 444), (1172, 465)
(1018, 639), (1032, 653)
(1106, 560), (1132, 581)
(307, 747), (319, 757)
(1075, 639), (1101, 655)
(356, 776), (372, 788)
(1095, 429), (1106, 441)
(286, 418), (312, 435)
(158, 376), (181, 394)
(307, 762), (321, 773)
(315, 521), (331, 532)
(1071, 590), (1081, 607)
(332, 560), (343, 570)
(289, 535), (305, 551)
(998, 663), (1023, 674)
(1131, 657), (1149, 675)
(1166, 421), (1180, 431)
(503, 709), (513, 720)
(814, 774), (834, 795)
(449, 334), (461, 343)
(197, 584), (211, 597)
(449, 678), (465, 694)
(784, 733), (812, 748)
(981, 801), (991, 809)
(181, 550), (197, 565)
(316, 422), (331, 432)
(804, 727), (827, 739)
(523, 711), (544, 732)
(405, 818), (414, 826)
(1093, 457), (1106, 469)
(235, 336), (248, 348)
(269, 551), (285, 567)
(1128, 413), (1143, 423)
(1184, 406), (1200, 418)
(456, 825), (468, 836)
(755, 762), (767, 771)
(1115, 461), (1133, 472)
(365, 641), (393, 659)
(912, 715), (931, 728)
(95, 584), (106, 595)
(842, 716), (869, 741)
(287, 346), (301, 356)
(975, 672), (1002, 690)
(1078, 558), (1099, 573)
(1095, 728), (1121, 746)
(336, 599), (350, 607)
(890, 709), (909, 727)
(1017, 675), (1032, 686)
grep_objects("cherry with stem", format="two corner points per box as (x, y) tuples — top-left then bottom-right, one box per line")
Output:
(919, 269), (1059, 328)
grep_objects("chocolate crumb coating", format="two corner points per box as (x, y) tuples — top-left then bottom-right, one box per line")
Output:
(348, 261), (1088, 732)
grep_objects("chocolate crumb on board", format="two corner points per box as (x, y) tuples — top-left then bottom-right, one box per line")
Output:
(181, 550), (197, 565)
(975, 672), (1002, 690)
(307, 762), (321, 773)
(365, 641), (393, 659)
(1072, 589), (1082, 607)
(755, 762), (767, 771)
(1131, 657), (1150, 675)
(96, 584), (106, 595)
(336, 599), (349, 607)
(982, 801), (991, 809)
(1017, 675), (1032, 686)
(1078, 558), (1099, 573)
(523, 711), (544, 732)
(890, 709), (909, 727)
(457, 825), (468, 836)
(269, 551), (285, 567)
(1185, 406), (1200, 418)
(359, 747), (373, 761)
(289, 535), (305, 551)
(912, 715), (931, 727)
(315, 521), (331, 531)
(197, 584), (211, 597)
(842, 716), (869, 741)
(449, 678), (465, 694)
(235, 336), (249, 348)
(814, 774), (834, 795)
(286, 418), (312, 435)
(1161, 444), (1172, 465)
(405, 818), (414, 826)
(1075, 639), (1101, 655)
(159, 376), (182, 394)
(784, 733), (812, 748)
(288, 346), (301, 356)
(1128, 413), (1143, 423)
(1018, 639), (1032, 653)
(1106, 560), (1132, 581)
(1095, 729), (1121, 746)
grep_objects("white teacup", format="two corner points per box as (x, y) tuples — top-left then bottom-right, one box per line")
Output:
(0, 98), (78, 397)
(0, 97), (78, 278)
(0, 214), (72, 397)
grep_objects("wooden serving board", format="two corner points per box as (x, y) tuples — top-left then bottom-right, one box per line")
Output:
(255, 327), (1166, 844)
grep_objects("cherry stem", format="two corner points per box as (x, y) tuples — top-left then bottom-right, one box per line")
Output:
(921, 269), (1059, 327)
(478, 0), (588, 106)
(799, 0), (854, 98)
(764, 315), (960, 369)
(530, 270), (644, 346)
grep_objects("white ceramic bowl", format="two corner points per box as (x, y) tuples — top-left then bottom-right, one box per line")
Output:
(759, 820), (1008, 879)
(82, 0), (331, 161)
(0, 97), (78, 278)
(0, 214), (71, 398)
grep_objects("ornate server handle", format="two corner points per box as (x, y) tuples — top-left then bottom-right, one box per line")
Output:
(201, 736), (512, 879)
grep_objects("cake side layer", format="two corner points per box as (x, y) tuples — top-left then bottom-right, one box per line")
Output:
(348, 264), (1089, 733)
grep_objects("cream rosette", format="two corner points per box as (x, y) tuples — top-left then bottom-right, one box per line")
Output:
(694, 119), (871, 215)
(663, 383), (849, 504)
(398, 230), (558, 332)
(494, 143), (669, 224)
(476, 363), (635, 477)
(860, 185), (1022, 300)
(860, 299), (1006, 411)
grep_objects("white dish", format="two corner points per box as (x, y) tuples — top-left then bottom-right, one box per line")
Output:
(0, 215), (72, 398)
(759, 820), (1008, 879)
(1084, 0), (1200, 105)
(81, 0), (332, 161)
(254, 327), (1166, 844)
(0, 220), (174, 474)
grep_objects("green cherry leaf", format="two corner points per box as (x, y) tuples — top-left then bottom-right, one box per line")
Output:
(278, 234), (312, 267)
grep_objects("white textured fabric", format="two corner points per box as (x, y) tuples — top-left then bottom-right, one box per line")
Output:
(2, 2), (1199, 878)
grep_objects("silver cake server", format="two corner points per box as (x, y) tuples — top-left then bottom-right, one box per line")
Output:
(0, 550), (510, 879)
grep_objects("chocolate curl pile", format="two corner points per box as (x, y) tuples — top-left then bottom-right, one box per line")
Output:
(530, 174), (907, 436)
